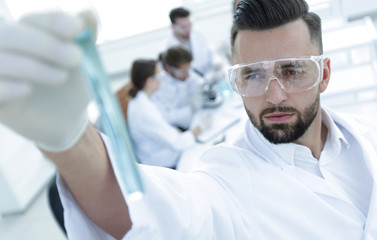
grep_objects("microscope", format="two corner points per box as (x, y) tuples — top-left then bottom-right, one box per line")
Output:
(201, 64), (225, 108)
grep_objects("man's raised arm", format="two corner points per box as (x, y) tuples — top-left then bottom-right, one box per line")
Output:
(43, 124), (131, 239)
(0, 11), (131, 239)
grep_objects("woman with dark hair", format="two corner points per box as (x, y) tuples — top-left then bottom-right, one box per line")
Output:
(116, 59), (201, 169)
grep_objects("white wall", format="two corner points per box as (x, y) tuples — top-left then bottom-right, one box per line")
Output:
(342, 0), (377, 19)
(97, 0), (234, 88)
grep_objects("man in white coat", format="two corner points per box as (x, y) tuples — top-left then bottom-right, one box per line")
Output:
(0, 1), (376, 239)
(152, 46), (204, 130)
(164, 7), (213, 77)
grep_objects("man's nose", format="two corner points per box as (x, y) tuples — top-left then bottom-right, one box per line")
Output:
(265, 78), (288, 104)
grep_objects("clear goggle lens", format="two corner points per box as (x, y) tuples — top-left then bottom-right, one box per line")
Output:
(171, 66), (190, 78)
(228, 56), (323, 97)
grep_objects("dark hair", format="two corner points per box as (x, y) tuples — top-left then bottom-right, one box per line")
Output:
(169, 7), (190, 24)
(128, 59), (157, 98)
(163, 46), (193, 68)
(233, 0), (242, 14)
(231, 0), (323, 54)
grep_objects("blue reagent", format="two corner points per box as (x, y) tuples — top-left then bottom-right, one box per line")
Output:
(75, 29), (144, 200)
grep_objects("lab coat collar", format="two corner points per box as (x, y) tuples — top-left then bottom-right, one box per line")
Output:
(251, 125), (296, 168)
(324, 106), (377, 237)
(242, 107), (377, 225)
(304, 106), (377, 237)
(320, 108), (350, 164)
(243, 107), (349, 168)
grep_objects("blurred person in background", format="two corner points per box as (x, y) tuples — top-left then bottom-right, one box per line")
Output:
(152, 46), (204, 130)
(165, 7), (213, 77)
(116, 59), (202, 169)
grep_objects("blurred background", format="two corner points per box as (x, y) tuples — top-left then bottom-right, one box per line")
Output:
(1, 0), (377, 239)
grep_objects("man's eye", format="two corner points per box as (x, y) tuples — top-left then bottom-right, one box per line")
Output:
(246, 73), (263, 80)
(287, 69), (303, 75)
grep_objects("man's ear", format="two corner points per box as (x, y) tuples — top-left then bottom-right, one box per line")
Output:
(320, 57), (331, 93)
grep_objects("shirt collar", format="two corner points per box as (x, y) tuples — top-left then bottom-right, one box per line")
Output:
(252, 125), (297, 167)
(320, 107), (350, 163)
(251, 107), (350, 167)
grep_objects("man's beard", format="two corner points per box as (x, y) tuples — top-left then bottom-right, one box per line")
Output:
(179, 34), (190, 42)
(246, 94), (320, 144)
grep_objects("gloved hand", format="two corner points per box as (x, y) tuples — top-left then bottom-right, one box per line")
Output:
(0, 11), (94, 152)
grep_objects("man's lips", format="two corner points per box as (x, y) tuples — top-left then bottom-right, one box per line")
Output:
(263, 112), (295, 122)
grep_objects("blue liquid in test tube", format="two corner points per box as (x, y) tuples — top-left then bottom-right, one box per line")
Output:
(75, 29), (144, 200)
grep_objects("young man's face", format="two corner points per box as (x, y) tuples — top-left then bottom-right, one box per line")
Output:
(173, 17), (191, 41)
(232, 19), (330, 144)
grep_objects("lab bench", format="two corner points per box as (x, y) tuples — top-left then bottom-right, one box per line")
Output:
(0, 125), (55, 216)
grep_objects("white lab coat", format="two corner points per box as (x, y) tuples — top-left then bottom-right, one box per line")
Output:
(127, 91), (196, 168)
(165, 29), (213, 76)
(151, 72), (203, 129)
(58, 106), (377, 239)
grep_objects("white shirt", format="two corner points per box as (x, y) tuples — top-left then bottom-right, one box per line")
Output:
(151, 72), (203, 129)
(165, 29), (213, 76)
(58, 106), (377, 239)
(128, 91), (196, 168)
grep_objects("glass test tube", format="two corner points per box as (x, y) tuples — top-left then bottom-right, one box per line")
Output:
(75, 29), (144, 200)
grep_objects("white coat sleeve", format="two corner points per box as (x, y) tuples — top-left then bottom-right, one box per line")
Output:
(57, 132), (218, 240)
(129, 97), (196, 151)
(57, 162), (216, 240)
(119, 145), (246, 240)
(141, 122), (196, 151)
(119, 166), (215, 240)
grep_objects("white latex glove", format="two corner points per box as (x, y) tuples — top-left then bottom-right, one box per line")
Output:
(0, 11), (92, 152)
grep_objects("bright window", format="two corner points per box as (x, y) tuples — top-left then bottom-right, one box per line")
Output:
(1, 0), (182, 42)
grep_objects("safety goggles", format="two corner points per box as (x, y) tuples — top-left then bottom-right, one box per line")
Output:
(228, 56), (323, 97)
(171, 66), (190, 78)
